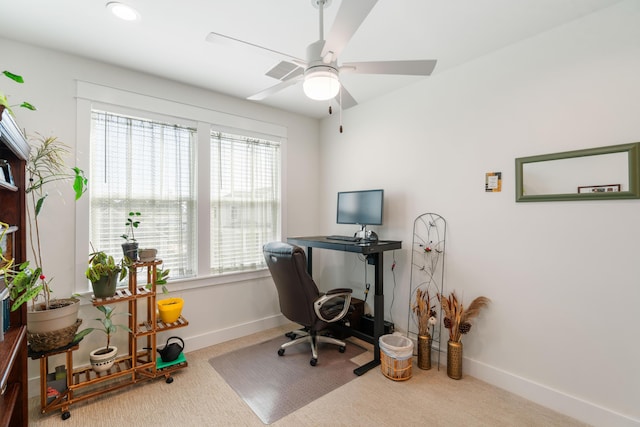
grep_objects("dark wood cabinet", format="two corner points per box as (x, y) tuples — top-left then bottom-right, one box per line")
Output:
(0, 105), (29, 427)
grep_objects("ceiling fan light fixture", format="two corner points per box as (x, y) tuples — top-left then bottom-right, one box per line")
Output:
(303, 66), (340, 101)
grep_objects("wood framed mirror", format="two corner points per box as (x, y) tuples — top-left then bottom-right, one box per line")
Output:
(515, 142), (640, 202)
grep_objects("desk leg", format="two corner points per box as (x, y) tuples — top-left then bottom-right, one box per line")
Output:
(306, 247), (313, 276)
(354, 252), (384, 376)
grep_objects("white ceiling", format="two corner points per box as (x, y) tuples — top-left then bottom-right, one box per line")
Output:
(0, 0), (622, 118)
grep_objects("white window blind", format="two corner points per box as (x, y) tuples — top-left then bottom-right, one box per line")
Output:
(210, 131), (281, 274)
(89, 110), (197, 279)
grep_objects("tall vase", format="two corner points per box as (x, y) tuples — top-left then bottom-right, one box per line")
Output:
(447, 340), (463, 379)
(417, 335), (432, 370)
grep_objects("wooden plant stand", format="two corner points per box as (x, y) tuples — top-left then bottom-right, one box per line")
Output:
(30, 260), (188, 420)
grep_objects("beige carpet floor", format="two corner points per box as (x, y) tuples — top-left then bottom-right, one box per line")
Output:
(28, 324), (590, 426)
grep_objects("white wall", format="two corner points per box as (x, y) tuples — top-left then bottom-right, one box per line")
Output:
(4, 2), (639, 425)
(0, 38), (321, 396)
(315, 2), (639, 426)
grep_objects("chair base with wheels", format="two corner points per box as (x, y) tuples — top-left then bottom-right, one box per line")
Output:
(278, 327), (347, 366)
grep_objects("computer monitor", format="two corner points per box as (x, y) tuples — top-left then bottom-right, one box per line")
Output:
(336, 189), (383, 239)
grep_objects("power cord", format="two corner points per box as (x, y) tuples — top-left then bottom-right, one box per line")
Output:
(363, 257), (370, 304)
(389, 251), (397, 324)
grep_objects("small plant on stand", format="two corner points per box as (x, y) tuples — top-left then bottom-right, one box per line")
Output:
(75, 305), (131, 373)
(85, 247), (129, 298)
(150, 268), (183, 324)
(121, 211), (141, 261)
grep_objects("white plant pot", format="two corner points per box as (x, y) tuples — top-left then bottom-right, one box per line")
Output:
(27, 298), (80, 334)
(90, 346), (118, 373)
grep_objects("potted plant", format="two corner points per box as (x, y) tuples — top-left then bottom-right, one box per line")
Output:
(3, 134), (88, 350)
(75, 305), (131, 373)
(149, 267), (183, 324)
(85, 248), (128, 298)
(121, 211), (141, 260)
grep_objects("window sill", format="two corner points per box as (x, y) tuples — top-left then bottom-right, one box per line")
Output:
(76, 268), (271, 303)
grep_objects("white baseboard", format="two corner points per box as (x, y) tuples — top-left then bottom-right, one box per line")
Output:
(27, 314), (289, 399)
(181, 313), (289, 352)
(441, 349), (640, 427)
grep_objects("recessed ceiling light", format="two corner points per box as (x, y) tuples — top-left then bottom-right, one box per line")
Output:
(106, 2), (140, 21)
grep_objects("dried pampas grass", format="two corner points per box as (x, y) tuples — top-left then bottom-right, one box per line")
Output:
(438, 292), (490, 342)
(412, 288), (436, 337)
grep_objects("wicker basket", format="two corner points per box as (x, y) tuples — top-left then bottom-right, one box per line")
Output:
(28, 319), (82, 353)
(379, 334), (413, 381)
(380, 348), (413, 381)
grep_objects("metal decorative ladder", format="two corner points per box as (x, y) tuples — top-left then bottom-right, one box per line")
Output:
(407, 213), (447, 369)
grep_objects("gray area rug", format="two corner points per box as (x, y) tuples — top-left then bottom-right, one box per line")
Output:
(209, 334), (365, 424)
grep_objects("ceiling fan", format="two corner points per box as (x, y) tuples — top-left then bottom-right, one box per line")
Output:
(205, 0), (437, 110)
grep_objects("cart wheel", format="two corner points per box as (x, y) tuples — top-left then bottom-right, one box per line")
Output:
(278, 348), (285, 356)
(61, 411), (71, 420)
(310, 358), (317, 366)
(166, 376), (174, 384)
(339, 346), (346, 353)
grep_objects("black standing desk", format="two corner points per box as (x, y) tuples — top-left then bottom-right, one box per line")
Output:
(287, 236), (402, 375)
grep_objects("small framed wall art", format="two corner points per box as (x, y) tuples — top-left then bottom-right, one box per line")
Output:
(485, 172), (502, 192)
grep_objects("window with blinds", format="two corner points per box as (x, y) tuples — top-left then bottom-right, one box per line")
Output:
(90, 110), (197, 279)
(89, 110), (281, 282)
(210, 132), (281, 274)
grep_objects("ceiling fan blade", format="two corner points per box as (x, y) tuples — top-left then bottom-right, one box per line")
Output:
(205, 32), (305, 64)
(247, 74), (303, 101)
(322, 0), (378, 59)
(335, 85), (358, 109)
(341, 60), (437, 76)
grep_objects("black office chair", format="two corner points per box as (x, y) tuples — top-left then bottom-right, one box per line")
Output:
(263, 241), (353, 366)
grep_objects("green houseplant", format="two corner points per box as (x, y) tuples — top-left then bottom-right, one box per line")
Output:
(1, 70), (36, 115)
(121, 211), (141, 260)
(75, 305), (131, 373)
(85, 249), (128, 298)
(2, 134), (88, 350)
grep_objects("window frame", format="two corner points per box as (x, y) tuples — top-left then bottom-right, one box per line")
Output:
(74, 81), (287, 294)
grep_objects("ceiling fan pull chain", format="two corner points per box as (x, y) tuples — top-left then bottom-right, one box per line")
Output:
(339, 87), (343, 133)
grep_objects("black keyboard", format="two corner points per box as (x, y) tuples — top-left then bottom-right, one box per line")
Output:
(326, 235), (360, 242)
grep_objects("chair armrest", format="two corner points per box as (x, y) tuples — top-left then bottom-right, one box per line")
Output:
(325, 288), (353, 296)
(314, 289), (352, 323)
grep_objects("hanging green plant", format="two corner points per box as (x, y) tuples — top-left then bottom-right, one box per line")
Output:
(1, 70), (36, 115)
